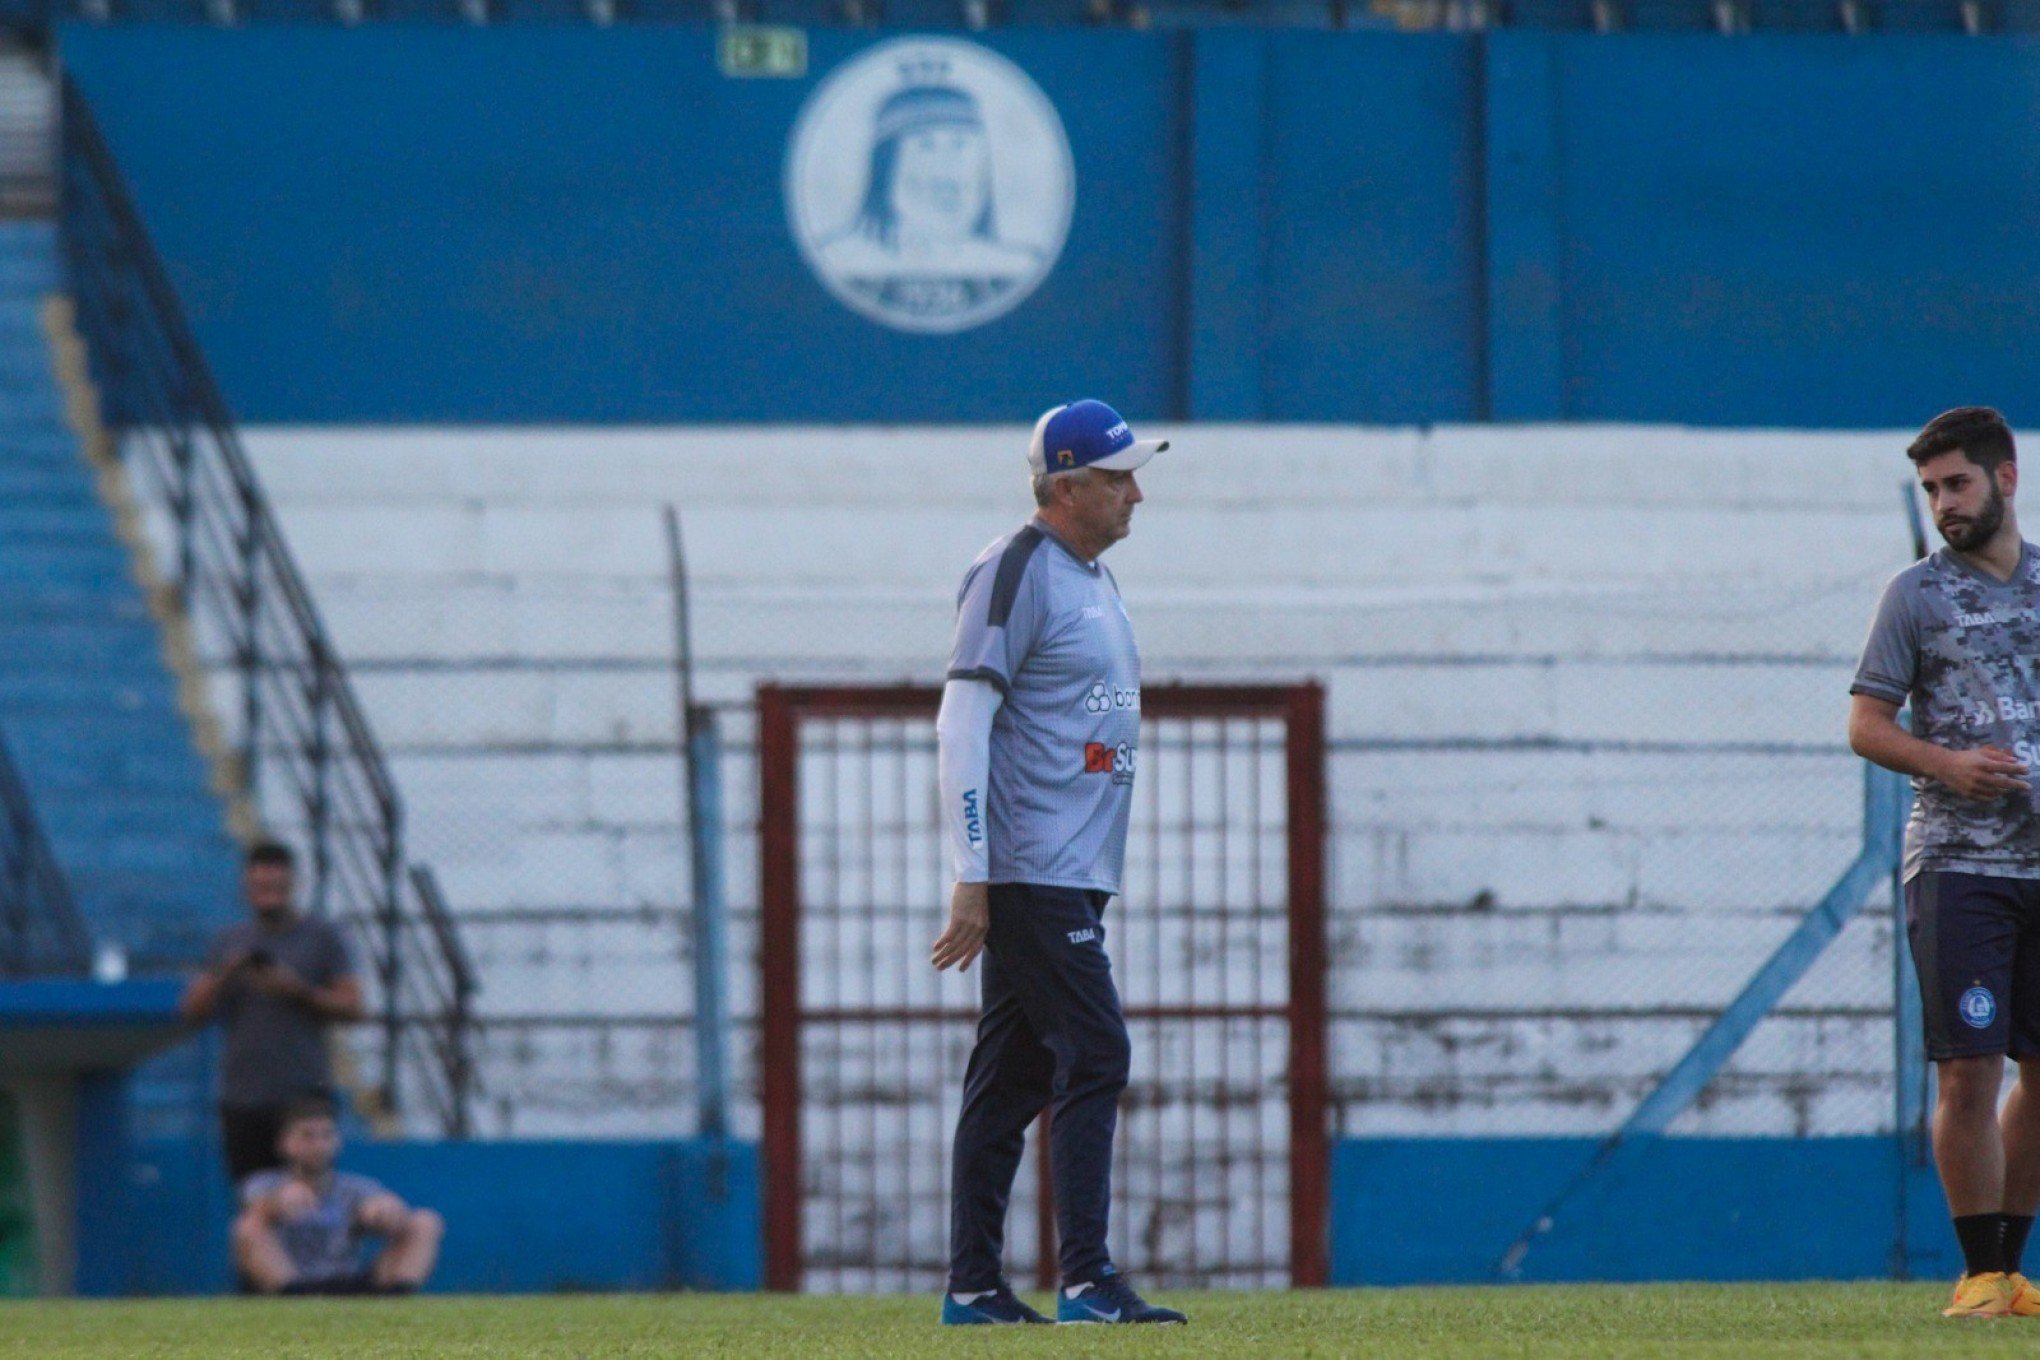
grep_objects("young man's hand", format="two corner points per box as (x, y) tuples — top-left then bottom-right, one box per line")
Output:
(246, 962), (314, 1003)
(270, 1178), (320, 1222)
(355, 1193), (410, 1236)
(1936, 745), (2032, 801)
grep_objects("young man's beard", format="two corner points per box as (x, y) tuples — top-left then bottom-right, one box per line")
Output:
(1941, 480), (2007, 553)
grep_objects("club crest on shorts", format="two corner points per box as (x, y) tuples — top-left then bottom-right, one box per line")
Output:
(783, 37), (1075, 334)
(1960, 985), (1997, 1030)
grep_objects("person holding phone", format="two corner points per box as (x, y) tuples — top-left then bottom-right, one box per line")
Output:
(181, 840), (364, 1186)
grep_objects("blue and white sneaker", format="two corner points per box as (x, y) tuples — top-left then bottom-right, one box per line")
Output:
(1056, 1267), (1188, 1325)
(940, 1284), (1053, 1325)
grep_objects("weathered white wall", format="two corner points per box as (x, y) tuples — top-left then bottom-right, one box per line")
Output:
(240, 424), (1920, 1141)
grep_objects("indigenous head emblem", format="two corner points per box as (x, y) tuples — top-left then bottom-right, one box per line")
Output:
(1960, 985), (1997, 1030)
(785, 38), (1075, 334)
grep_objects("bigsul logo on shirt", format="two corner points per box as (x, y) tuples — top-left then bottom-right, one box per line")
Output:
(1083, 742), (1136, 785)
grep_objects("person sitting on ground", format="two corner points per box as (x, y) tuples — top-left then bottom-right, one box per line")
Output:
(232, 1097), (443, 1296)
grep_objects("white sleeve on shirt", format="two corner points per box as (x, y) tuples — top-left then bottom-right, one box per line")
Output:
(936, 676), (1003, 884)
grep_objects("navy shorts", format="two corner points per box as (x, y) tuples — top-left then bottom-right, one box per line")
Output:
(1906, 870), (2040, 1061)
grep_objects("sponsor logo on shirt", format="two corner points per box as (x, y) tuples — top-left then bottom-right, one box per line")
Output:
(1067, 928), (1098, 945)
(1957, 610), (2014, 628)
(1083, 742), (1137, 784)
(1083, 682), (1140, 714)
(1965, 696), (2040, 728)
(962, 789), (984, 847)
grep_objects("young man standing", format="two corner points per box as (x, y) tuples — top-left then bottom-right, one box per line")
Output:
(233, 1097), (443, 1295)
(930, 400), (1185, 1325)
(181, 841), (364, 1185)
(1851, 406), (2040, 1317)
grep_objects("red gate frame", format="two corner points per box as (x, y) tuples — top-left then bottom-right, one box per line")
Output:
(757, 682), (1327, 1291)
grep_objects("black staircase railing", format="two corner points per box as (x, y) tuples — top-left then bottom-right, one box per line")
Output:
(0, 723), (91, 978)
(55, 74), (477, 1135)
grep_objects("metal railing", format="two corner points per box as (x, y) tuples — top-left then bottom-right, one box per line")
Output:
(55, 73), (477, 1135)
(0, 724), (90, 978)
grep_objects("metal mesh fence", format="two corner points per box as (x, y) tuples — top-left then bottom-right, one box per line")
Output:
(189, 537), (1912, 1290)
(757, 688), (1320, 1292)
(1330, 734), (1890, 1142)
(320, 597), (1898, 1140)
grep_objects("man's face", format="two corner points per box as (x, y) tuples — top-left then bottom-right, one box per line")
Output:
(245, 862), (294, 922)
(1918, 449), (2014, 553)
(1059, 467), (1143, 549)
(278, 1116), (339, 1175)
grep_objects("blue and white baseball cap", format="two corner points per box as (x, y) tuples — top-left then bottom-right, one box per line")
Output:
(1027, 399), (1169, 476)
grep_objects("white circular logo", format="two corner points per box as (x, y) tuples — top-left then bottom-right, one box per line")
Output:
(784, 37), (1074, 335)
(1961, 985), (1998, 1030)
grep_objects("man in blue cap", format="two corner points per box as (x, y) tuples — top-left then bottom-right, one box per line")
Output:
(930, 399), (1187, 1326)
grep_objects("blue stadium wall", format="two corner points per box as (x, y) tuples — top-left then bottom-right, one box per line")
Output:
(59, 26), (2040, 427)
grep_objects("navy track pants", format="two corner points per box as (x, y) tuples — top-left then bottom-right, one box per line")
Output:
(947, 882), (1131, 1292)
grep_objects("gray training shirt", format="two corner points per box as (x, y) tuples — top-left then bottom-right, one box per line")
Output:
(947, 520), (1142, 895)
(1852, 541), (2040, 882)
(240, 1170), (389, 1282)
(206, 914), (355, 1106)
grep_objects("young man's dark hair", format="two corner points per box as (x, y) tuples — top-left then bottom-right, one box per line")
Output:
(1908, 406), (2017, 471)
(280, 1095), (337, 1132)
(246, 840), (296, 870)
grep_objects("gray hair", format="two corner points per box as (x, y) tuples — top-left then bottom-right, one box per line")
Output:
(1031, 467), (1093, 507)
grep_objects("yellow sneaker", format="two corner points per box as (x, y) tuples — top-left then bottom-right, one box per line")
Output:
(2005, 1273), (2040, 1317)
(1945, 1271), (2014, 1318)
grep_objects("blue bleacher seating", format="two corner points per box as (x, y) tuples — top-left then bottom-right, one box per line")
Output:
(0, 220), (240, 973)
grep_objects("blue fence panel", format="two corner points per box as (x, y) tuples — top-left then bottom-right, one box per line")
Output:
(116, 1136), (761, 1294)
(61, 26), (1185, 423)
(1258, 33), (1484, 421)
(1540, 32), (2040, 426)
(1333, 1137), (1954, 1285)
(57, 27), (2040, 425)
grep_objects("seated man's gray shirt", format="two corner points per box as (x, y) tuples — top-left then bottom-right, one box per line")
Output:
(240, 1170), (389, 1282)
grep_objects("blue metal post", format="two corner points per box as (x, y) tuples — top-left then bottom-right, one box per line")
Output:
(1891, 778), (1926, 1277)
(689, 714), (731, 1160)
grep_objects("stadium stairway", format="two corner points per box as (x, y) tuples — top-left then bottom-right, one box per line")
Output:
(0, 219), (241, 974)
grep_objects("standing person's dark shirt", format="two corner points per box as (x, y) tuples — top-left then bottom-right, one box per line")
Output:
(206, 915), (354, 1106)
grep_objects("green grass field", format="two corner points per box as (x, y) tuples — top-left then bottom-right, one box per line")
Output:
(0, 1284), (2036, 1359)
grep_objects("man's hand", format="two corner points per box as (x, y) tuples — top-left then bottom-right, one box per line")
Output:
(356, 1193), (410, 1236)
(1936, 745), (2032, 801)
(270, 1178), (320, 1223)
(247, 961), (314, 1003)
(931, 883), (990, 973)
(179, 949), (254, 1023)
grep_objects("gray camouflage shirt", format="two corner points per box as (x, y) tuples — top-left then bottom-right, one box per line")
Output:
(1852, 541), (2040, 881)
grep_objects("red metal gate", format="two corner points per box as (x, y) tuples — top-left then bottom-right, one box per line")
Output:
(758, 683), (1326, 1293)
